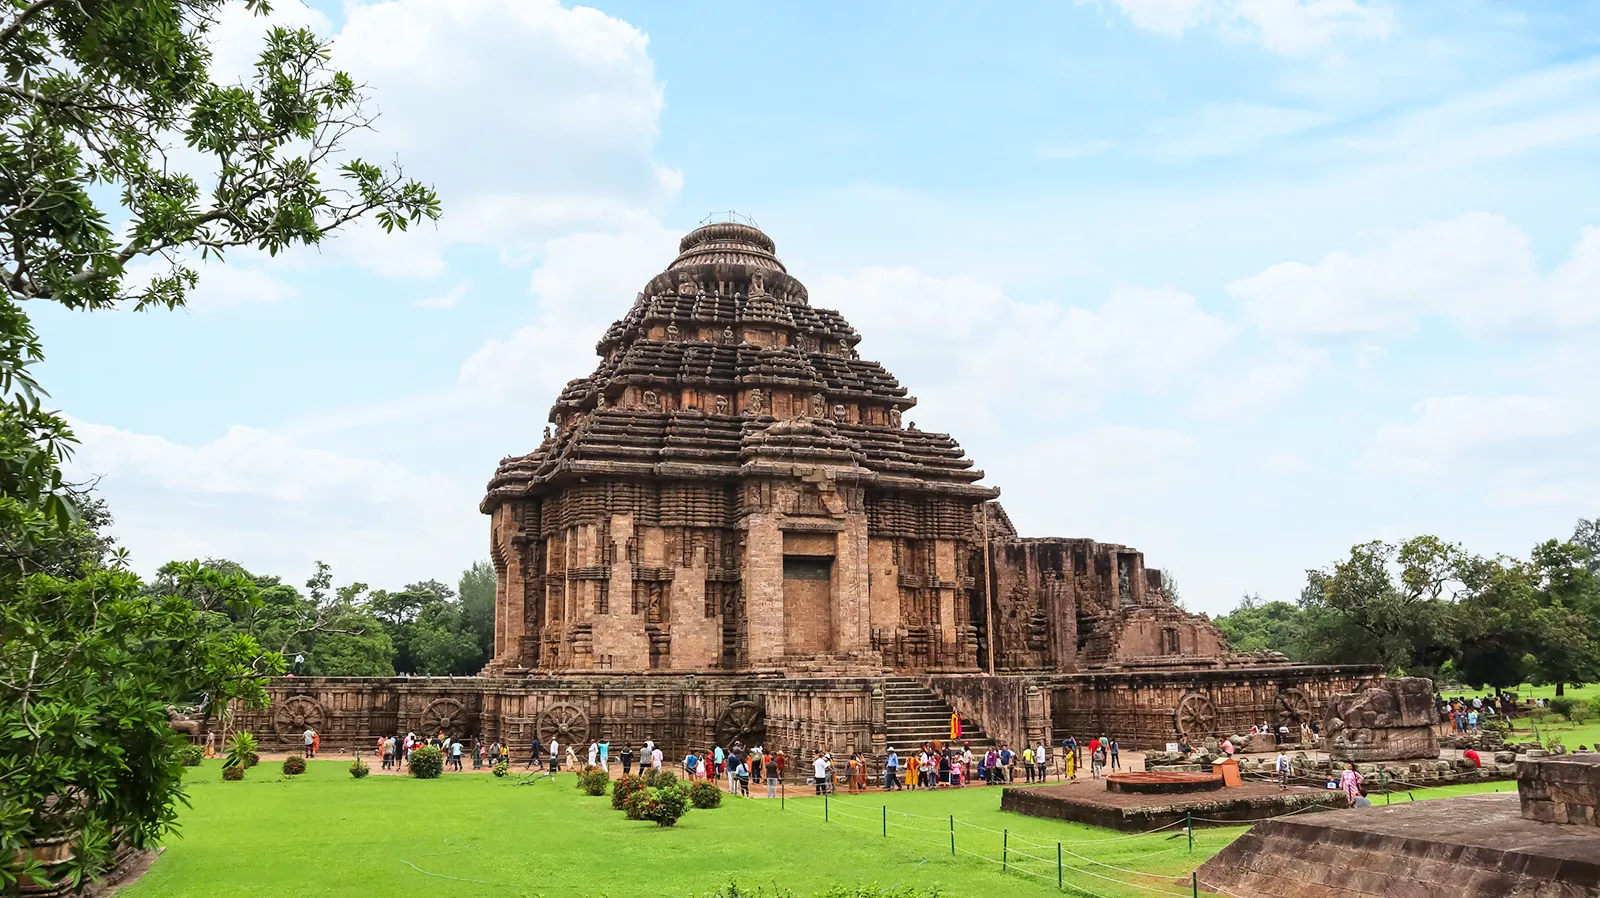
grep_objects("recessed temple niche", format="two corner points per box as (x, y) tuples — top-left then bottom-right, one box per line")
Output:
(480, 220), (1243, 677)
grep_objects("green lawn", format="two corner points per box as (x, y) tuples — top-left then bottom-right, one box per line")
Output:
(1502, 684), (1600, 750)
(122, 763), (1510, 898)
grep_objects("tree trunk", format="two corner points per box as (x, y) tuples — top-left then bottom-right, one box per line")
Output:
(1556, 682), (1566, 697)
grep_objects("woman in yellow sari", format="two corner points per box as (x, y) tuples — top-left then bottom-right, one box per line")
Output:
(1064, 746), (1076, 779)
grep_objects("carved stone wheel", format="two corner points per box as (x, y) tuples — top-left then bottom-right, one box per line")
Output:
(271, 695), (326, 744)
(1276, 688), (1312, 726)
(715, 700), (766, 748)
(537, 704), (590, 746)
(1174, 692), (1218, 739)
(421, 698), (465, 736)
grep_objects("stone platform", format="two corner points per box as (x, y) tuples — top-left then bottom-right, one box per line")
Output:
(1197, 792), (1600, 898)
(999, 781), (1341, 832)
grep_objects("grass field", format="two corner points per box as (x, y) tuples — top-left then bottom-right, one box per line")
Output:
(1496, 684), (1600, 750)
(120, 763), (1511, 898)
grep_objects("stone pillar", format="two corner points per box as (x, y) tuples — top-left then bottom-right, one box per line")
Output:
(743, 514), (785, 665)
(832, 512), (871, 654)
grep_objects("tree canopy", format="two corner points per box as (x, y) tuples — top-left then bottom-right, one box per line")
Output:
(0, 0), (437, 889)
(1213, 520), (1600, 694)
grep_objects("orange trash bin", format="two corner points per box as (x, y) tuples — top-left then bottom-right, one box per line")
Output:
(1212, 758), (1242, 787)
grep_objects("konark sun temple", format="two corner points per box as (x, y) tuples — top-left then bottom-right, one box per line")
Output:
(240, 220), (1378, 756)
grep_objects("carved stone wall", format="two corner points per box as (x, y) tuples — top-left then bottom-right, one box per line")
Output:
(1325, 676), (1441, 761)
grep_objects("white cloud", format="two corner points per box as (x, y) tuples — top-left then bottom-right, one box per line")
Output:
(1359, 395), (1595, 477)
(122, 257), (298, 309)
(322, 0), (679, 272)
(1187, 348), (1326, 420)
(457, 223), (682, 404)
(1100, 0), (1394, 54)
(817, 267), (1235, 435)
(1146, 101), (1334, 157)
(1229, 213), (1600, 337)
(417, 282), (469, 310)
(64, 417), (479, 586)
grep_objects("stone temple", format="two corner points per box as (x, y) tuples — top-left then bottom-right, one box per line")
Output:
(238, 220), (1377, 757)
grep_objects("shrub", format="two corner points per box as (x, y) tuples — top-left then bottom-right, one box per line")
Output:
(177, 743), (204, 767)
(349, 756), (370, 779)
(222, 765), (244, 782)
(623, 787), (652, 820)
(409, 744), (445, 779)
(1481, 716), (1511, 738)
(223, 732), (258, 779)
(646, 785), (691, 827)
(644, 769), (678, 789)
(493, 761), (509, 778)
(578, 766), (610, 796)
(1550, 696), (1579, 720)
(282, 755), (307, 776)
(612, 773), (647, 809)
(1546, 736), (1567, 754)
(688, 780), (722, 809)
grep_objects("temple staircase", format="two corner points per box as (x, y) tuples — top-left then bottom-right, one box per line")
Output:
(883, 677), (996, 754)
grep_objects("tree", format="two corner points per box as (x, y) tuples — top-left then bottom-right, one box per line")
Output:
(1523, 540), (1600, 696)
(1214, 593), (1304, 657)
(371, 579), (484, 675)
(0, 5), (434, 883)
(1295, 537), (1463, 677)
(0, 566), (282, 892)
(459, 559), (495, 659)
(1572, 518), (1600, 576)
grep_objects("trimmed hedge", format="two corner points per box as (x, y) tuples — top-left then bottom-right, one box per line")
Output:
(282, 755), (307, 776)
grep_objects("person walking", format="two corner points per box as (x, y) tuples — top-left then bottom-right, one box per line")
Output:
(621, 745), (634, 775)
(548, 737), (560, 774)
(1275, 750), (1292, 790)
(885, 748), (900, 791)
(587, 740), (599, 769)
(1090, 742), (1106, 778)
(766, 750), (780, 798)
(651, 744), (664, 773)
(1035, 741), (1047, 781)
(450, 738), (463, 771)
(736, 757), (751, 796)
(529, 736), (543, 770)
(1022, 747), (1035, 783)
(812, 753), (829, 795)
(1339, 763), (1364, 807)
(599, 739), (610, 772)
(1109, 739), (1120, 771)
(303, 726), (315, 759)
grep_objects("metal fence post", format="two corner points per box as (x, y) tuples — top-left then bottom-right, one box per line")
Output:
(1192, 871), (1198, 897)
(1187, 812), (1193, 853)
(950, 815), (955, 856)
(1003, 829), (1008, 872)
(825, 791), (829, 822)
(882, 805), (887, 837)
(1057, 842), (1062, 889)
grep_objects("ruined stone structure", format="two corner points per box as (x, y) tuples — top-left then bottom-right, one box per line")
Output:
(235, 219), (1381, 756)
(1199, 754), (1600, 897)
(1324, 676), (1440, 762)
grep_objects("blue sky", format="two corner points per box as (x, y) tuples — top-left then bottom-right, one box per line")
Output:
(40, 0), (1600, 615)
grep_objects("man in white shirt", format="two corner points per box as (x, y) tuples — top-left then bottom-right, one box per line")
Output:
(548, 738), (559, 774)
(650, 746), (663, 771)
(1034, 742), (1047, 781)
(812, 753), (829, 795)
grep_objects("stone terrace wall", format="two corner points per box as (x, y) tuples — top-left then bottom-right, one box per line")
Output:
(1048, 665), (1381, 748)
(927, 674), (1046, 750)
(231, 673), (876, 761)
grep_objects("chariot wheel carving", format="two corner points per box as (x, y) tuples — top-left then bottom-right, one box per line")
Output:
(271, 695), (326, 744)
(1275, 689), (1312, 726)
(421, 698), (465, 736)
(715, 700), (766, 748)
(537, 704), (590, 746)
(1174, 692), (1218, 739)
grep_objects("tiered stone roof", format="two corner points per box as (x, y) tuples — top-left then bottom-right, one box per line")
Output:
(484, 222), (996, 508)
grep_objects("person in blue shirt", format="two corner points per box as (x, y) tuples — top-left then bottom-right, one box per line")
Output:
(885, 749), (901, 791)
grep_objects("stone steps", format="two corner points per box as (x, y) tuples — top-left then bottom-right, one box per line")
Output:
(882, 679), (996, 753)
